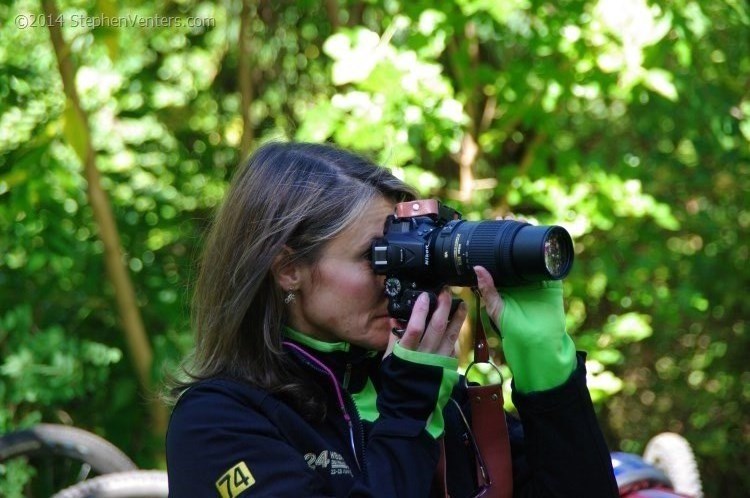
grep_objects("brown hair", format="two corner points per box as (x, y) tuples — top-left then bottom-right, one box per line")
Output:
(170, 142), (415, 418)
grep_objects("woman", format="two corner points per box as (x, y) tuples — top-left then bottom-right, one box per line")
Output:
(166, 142), (618, 497)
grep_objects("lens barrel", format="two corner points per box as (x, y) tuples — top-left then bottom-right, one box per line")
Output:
(431, 220), (574, 286)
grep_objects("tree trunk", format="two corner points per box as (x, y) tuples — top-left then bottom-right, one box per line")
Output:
(42, 0), (167, 436)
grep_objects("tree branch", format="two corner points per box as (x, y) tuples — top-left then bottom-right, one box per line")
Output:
(239, 0), (255, 159)
(456, 133), (479, 203)
(325, 0), (340, 31)
(493, 130), (548, 218)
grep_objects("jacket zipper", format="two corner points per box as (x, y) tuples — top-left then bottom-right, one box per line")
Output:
(342, 361), (367, 477)
(343, 362), (352, 390)
(343, 376), (368, 480)
(282, 342), (364, 473)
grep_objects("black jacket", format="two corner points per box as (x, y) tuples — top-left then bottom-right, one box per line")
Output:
(166, 334), (618, 497)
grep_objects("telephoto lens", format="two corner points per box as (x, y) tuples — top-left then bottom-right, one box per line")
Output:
(430, 219), (574, 286)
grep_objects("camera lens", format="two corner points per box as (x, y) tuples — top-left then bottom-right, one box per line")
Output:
(543, 229), (571, 278)
(431, 220), (574, 286)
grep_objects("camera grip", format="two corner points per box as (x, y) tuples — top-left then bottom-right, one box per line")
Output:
(389, 289), (463, 337)
(422, 293), (463, 323)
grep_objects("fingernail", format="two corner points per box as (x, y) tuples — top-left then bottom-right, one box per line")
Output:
(418, 292), (429, 304)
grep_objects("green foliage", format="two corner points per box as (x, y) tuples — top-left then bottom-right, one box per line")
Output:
(0, 0), (748, 495)
(0, 458), (34, 498)
(0, 306), (122, 408)
(0, 305), (121, 497)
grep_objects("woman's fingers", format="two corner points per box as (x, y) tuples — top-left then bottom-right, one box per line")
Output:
(474, 266), (504, 332)
(385, 318), (401, 357)
(498, 212), (529, 223)
(398, 292), (430, 350)
(397, 289), (463, 358)
(419, 288), (451, 352)
(436, 301), (467, 357)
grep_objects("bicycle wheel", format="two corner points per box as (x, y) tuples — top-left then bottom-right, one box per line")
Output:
(0, 423), (137, 497)
(51, 470), (168, 498)
(643, 432), (703, 498)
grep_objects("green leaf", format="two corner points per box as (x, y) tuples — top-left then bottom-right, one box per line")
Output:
(324, 29), (382, 85)
(95, 0), (120, 61)
(295, 101), (343, 142)
(642, 68), (678, 101)
(604, 313), (653, 343)
(62, 98), (88, 163)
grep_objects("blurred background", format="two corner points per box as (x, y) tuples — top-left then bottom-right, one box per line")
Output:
(0, 0), (747, 496)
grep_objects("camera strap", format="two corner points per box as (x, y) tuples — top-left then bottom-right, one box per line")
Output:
(434, 295), (513, 498)
(467, 294), (513, 498)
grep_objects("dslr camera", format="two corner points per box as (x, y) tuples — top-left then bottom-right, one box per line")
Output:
(370, 199), (574, 321)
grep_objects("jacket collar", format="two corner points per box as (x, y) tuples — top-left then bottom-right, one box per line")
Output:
(283, 327), (381, 393)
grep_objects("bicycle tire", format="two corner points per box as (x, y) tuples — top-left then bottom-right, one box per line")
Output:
(643, 432), (703, 498)
(0, 423), (137, 474)
(51, 470), (168, 498)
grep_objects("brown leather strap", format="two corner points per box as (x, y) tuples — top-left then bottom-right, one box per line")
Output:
(433, 293), (513, 497)
(434, 438), (450, 498)
(470, 294), (512, 498)
(473, 293), (490, 363)
(468, 383), (513, 498)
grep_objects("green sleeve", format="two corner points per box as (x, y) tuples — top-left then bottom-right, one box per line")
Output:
(489, 280), (577, 393)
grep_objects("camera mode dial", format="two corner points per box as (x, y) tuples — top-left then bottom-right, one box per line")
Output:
(384, 278), (402, 297)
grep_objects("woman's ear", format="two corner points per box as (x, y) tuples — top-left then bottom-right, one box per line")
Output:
(271, 246), (302, 291)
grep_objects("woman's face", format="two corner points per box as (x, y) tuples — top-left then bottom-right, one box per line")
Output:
(289, 196), (395, 351)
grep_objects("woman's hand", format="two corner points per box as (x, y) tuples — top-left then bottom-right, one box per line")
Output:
(386, 287), (467, 358)
(473, 265), (504, 336)
(472, 265), (577, 393)
(472, 211), (528, 335)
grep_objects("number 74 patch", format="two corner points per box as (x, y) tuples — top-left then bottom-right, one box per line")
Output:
(216, 461), (255, 498)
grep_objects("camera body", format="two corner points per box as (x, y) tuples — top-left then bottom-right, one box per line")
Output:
(370, 199), (574, 321)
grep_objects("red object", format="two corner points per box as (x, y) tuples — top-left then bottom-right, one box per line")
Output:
(620, 483), (693, 497)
